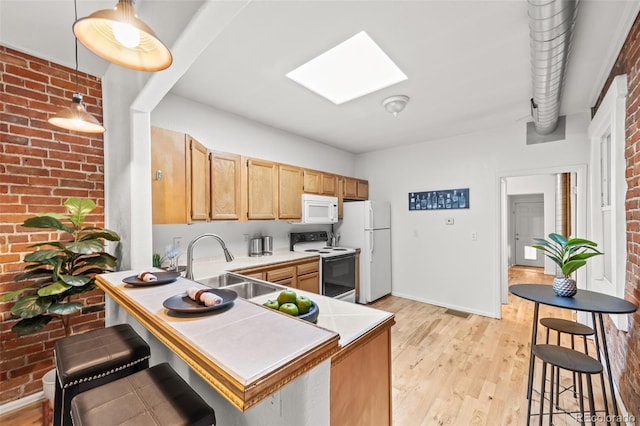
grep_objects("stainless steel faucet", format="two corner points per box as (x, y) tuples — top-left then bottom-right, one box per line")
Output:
(185, 233), (234, 280)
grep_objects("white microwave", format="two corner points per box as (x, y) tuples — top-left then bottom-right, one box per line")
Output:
(292, 194), (338, 224)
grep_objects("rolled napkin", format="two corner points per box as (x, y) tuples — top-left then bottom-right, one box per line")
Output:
(137, 271), (157, 282)
(186, 287), (223, 307)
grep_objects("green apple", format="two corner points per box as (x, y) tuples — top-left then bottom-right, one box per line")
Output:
(279, 302), (299, 316)
(277, 289), (297, 305)
(263, 299), (279, 310)
(296, 296), (313, 315)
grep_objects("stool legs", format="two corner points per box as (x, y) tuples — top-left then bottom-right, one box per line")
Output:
(538, 360), (547, 426)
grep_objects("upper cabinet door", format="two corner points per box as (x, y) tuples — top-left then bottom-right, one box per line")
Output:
(343, 177), (357, 199)
(279, 164), (302, 220)
(188, 136), (210, 221)
(303, 169), (322, 194)
(247, 158), (278, 220)
(357, 180), (369, 200)
(211, 151), (241, 220)
(321, 173), (337, 196)
(151, 127), (188, 224)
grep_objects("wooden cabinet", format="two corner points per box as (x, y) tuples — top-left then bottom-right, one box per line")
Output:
(303, 169), (338, 196)
(266, 265), (295, 283)
(233, 257), (320, 293)
(337, 176), (344, 220)
(247, 158), (278, 220)
(151, 127), (209, 224)
(331, 326), (392, 426)
(303, 169), (322, 194)
(210, 151), (241, 220)
(188, 136), (210, 221)
(343, 177), (357, 199)
(278, 164), (302, 220)
(357, 179), (369, 200)
(152, 127), (369, 223)
(343, 177), (369, 201)
(151, 127), (188, 224)
(321, 173), (337, 196)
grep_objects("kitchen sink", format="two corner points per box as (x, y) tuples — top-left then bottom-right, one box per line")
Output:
(224, 282), (279, 299)
(196, 273), (247, 288)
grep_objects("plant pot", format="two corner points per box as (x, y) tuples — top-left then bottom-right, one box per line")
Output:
(552, 277), (577, 297)
(42, 368), (56, 402)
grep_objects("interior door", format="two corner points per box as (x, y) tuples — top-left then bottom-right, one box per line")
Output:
(514, 201), (544, 267)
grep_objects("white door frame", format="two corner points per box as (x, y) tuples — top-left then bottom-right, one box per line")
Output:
(497, 165), (587, 307)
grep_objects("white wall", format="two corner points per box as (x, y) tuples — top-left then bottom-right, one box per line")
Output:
(151, 94), (356, 262)
(506, 174), (557, 274)
(354, 112), (591, 318)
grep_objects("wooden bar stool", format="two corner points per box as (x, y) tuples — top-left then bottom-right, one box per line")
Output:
(527, 344), (602, 426)
(70, 363), (216, 426)
(540, 318), (594, 402)
(53, 324), (151, 426)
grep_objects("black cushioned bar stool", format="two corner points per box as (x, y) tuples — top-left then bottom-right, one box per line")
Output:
(527, 344), (602, 426)
(54, 323), (151, 426)
(540, 318), (595, 403)
(70, 363), (216, 426)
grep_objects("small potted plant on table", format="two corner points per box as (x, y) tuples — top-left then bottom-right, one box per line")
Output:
(532, 233), (602, 297)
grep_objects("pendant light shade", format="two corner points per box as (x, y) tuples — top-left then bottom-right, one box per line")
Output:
(73, 0), (172, 72)
(48, 93), (106, 134)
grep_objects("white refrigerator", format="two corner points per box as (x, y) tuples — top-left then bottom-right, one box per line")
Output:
(337, 200), (391, 304)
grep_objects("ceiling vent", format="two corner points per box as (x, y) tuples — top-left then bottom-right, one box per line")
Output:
(527, 0), (578, 141)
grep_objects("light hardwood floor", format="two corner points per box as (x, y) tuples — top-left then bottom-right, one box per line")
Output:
(0, 266), (624, 425)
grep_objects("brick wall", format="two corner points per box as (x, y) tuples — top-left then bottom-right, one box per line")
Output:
(594, 13), (640, 421)
(0, 46), (106, 404)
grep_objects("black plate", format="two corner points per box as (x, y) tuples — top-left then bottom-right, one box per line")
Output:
(123, 271), (181, 286)
(162, 288), (238, 313)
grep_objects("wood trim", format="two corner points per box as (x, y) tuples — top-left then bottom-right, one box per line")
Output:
(331, 315), (395, 365)
(96, 276), (339, 411)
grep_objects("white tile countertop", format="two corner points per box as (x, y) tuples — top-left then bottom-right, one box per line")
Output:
(97, 270), (338, 386)
(249, 288), (393, 347)
(96, 252), (394, 410)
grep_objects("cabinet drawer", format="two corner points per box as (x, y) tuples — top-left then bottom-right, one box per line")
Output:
(274, 277), (295, 288)
(297, 260), (319, 276)
(242, 271), (265, 280)
(266, 266), (295, 282)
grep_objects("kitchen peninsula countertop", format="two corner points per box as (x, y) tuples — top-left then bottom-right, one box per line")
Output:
(96, 255), (393, 412)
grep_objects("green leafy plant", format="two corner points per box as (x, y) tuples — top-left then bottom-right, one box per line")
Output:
(532, 233), (602, 277)
(1, 198), (120, 336)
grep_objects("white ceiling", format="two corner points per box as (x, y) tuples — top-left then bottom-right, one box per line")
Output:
(2, 0), (639, 154)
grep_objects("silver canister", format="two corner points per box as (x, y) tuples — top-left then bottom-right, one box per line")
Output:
(249, 238), (263, 257)
(262, 236), (273, 255)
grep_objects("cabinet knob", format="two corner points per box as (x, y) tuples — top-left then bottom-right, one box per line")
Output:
(155, 170), (162, 181)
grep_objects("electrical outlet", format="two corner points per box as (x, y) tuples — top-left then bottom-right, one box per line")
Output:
(173, 237), (183, 254)
(471, 232), (478, 241)
(243, 233), (250, 242)
(445, 218), (454, 225)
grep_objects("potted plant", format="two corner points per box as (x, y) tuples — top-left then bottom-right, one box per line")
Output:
(532, 233), (602, 297)
(1, 198), (120, 336)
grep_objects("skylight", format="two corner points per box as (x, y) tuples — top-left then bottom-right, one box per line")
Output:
(286, 31), (407, 105)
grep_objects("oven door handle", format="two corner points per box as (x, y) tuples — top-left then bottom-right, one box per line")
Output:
(322, 254), (354, 263)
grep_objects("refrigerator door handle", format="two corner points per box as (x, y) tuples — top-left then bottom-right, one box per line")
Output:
(369, 231), (374, 262)
(368, 206), (374, 229)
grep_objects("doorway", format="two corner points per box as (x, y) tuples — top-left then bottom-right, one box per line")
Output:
(511, 195), (544, 268)
(497, 165), (586, 309)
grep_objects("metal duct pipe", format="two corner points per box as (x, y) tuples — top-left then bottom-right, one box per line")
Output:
(528, 0), (578, 134)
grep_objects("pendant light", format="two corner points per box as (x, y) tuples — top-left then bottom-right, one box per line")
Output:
(73, 0), (172, 72)
(48, 0), (106, 134)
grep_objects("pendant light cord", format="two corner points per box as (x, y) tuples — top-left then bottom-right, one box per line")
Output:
(73, 0), (79, 94)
